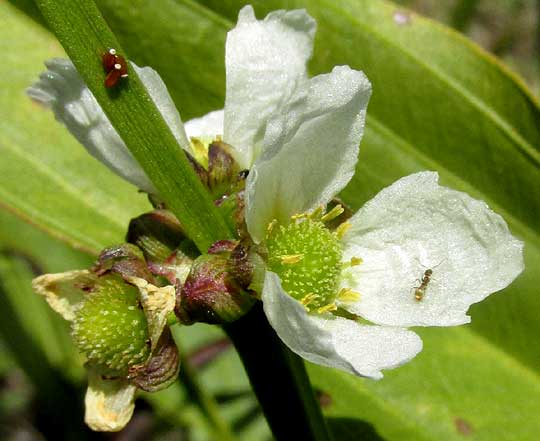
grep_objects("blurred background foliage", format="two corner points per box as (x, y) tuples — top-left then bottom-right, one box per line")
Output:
(1, 0), (539, 440)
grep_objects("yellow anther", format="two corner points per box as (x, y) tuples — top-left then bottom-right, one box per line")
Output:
(335, 221), (351, 239)
(266, 219), (278, 237)
(342, 256), (363, 269)
(350, 257), (363, 266)
(215, 135), (223, 141)
(280, 254), (305, 264)
(291, 212), (308, 221)
(337, 287), (361, 303)
(317, 303), (338, 314)
(321, 205), (344, 222)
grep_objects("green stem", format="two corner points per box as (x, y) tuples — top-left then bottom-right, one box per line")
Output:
(33, 0), (232, 252)
(179, 350), (237, 441)
(224, 303), (333, 441)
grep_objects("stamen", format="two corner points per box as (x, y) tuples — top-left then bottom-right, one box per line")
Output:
(266, 219), (278, 237)
(300, 293), (319, 306)
(317, 303), (338, 314)
(342, 256), (363, 269)
(335, 221), (351, 239)
(114, 63), (122, 70)
(321, 205), (344, 222)
(291, 212), (308, 221)
(350, 256), (363, 266)
(337, 287), (361, 303)
(280, 254), (305, 264)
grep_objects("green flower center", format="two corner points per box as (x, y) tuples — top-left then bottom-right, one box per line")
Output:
(265, 218), (343, 311)
(71, 274), (150, 375)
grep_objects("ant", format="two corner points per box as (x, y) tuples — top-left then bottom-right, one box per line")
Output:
(414, 268), (433, 301)
(412, 259), (444, 301)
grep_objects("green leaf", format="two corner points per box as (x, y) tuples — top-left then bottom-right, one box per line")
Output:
(0, 2), (151, 254)
(0, 208), (93, 272)
(308, 326), (540, 441)
(0, 210), (91, 381)
(0, 253), (80, 377)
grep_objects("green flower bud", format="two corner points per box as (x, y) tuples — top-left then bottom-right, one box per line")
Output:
(94, 243), (153, 281)
(176, 243), (255, 325)
(217, 191), (248, 238)
(207, 141), (240, 198)
(126, 210), (186, 263)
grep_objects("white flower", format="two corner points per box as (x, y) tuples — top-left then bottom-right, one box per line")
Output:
(28, 6), (524, 379)
(261, 171), (523, 378)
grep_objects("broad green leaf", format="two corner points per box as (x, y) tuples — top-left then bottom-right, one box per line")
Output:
(308, 325), (540, 441)
(0, 208), (93, 272)
(0, 2), (151, 255)
(0, 208), (90, 380)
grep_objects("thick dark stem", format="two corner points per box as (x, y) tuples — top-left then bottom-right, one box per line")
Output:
(224, 303), (332, 441)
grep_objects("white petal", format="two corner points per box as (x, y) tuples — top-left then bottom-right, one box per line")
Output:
(32, 270), (97, 321)
(224, 5), (316, 167)
(85, 367), (137, 432)
(262, 272), (422, 379)
(27, 59), (189, 193)
(137, 63), (191, 152)
(184, 109), (224, 139)
(341, 172), (524, 327)
(246, 66), (371, 242)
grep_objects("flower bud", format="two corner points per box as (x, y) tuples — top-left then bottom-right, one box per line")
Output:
(126, 209), (186, 262)
(94, 243), (153, 281)
(216, 191), (248, 239)
(207, 141), (240, 198)
(175, 246), (255, 325)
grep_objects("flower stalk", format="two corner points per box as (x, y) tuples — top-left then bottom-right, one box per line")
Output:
(224, 304), (333, 441)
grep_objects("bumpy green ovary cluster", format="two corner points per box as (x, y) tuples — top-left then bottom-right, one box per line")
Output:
(265, 219), (343, 311)
(71, 274), (150, 374)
